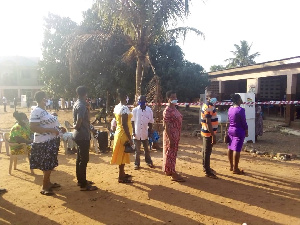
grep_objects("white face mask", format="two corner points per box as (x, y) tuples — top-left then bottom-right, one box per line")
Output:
(171, 99), (178, 104)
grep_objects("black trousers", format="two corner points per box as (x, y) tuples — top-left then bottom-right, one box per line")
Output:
(202, 136), (212, 174)
(75, 140), (90, 187)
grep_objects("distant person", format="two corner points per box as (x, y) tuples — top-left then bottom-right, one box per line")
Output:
(26, 97), (31, 112)
(73, 86), (98, 191)
(227, 94), (248, 175)
(131, 95), (154, 170)
(201, 92), (218, 179)
(163, 90), (184, 182)
(255, 105), (263, 141)
(111, 89), (133, 183)
(30, 91), (61, 196)
(13, 97), (17, 112)
(2, 96), (7, 112)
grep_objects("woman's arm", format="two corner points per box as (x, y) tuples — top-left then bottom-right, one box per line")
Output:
(30, 122), (59, 135)
(121, 113), (133, 145)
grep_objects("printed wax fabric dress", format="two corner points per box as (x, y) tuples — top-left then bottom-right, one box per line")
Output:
(227, 106), (248, 152)
(110, 103), (133, 165)
(162, 106), (183, 173)
(9, 123), (31, 155)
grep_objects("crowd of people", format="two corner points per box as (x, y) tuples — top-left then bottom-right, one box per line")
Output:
(1, 86), (252, 196)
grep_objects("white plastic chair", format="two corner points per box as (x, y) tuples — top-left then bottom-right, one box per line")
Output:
(4, 133), (34, 175)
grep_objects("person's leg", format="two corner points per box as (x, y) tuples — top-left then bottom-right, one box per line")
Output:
(77, 140), (90, 188)
(202, 136), (212, 173)
(134, 140), (141, 168)
(227, 149), (233, 171)
(119, 164), (125, 178)
(233, 151), (240, 171)
(42, 170), (52, 190)
(142, 140), (153, 166)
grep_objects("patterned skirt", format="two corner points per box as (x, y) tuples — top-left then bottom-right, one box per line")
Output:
(30, 137), (60, 171)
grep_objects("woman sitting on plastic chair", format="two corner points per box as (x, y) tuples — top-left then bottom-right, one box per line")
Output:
(9, 111), (33, 175)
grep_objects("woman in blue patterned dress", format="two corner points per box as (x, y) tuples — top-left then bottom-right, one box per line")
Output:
(30, 91), (62, 196)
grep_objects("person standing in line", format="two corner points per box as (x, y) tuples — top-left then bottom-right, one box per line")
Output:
(73, 86), (98, 191)
(255, 104), (263, 141)
(227, 94), (248, 175)
(13, 97), (17, 112)
(200, 92), (219, 179)
(131, 95), (154, 170)
(2, 96), (7, 112)
(163, 90), (184, 182)
(111, 89), (133, 183)
(30, 91), (61, 195)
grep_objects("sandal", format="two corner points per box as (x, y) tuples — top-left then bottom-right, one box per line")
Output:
(80, 185), (98, 191)
(118, 177), (133, 184)
(40, 190), (54, 196)
(233, 168), (245, 175)
(51, 183), (61, 188)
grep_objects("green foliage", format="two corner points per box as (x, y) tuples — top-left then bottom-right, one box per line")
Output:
(39, 13), (78, 98)
(210, 65), (226, 72)
(225, 40), (260, 68)
(148, 40), (208, 101)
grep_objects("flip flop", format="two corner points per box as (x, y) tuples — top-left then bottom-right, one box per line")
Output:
(205, 173), (218, 179)
(233, 169), (245, 175)
(51, 183), (61, 188)
(40, 190), (54, 196)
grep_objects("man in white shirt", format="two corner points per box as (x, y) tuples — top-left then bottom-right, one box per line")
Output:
(131, 96), (154, 170)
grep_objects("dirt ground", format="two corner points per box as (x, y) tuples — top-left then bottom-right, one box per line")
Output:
(0, 107), (300, 225)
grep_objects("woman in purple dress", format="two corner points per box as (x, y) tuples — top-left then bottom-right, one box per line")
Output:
(227, 94), (248, 175)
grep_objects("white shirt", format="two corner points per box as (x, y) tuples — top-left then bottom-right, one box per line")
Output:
(131, 105), (154, 140)
(30, 107), (60, 143)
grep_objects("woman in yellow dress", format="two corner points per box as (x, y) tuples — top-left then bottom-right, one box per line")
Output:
(111, 89), (133, 183)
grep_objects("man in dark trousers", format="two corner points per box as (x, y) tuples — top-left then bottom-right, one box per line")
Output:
(73, 86), (98, 191)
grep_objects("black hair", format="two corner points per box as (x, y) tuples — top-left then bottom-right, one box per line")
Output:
(166, 90), (176, 99)
(34, 91), (46, 103)
(76, 86), (88, 97)
(117, 88), (127, 101)
(231, 94), (241, 105)
(13, 111), (27, 123)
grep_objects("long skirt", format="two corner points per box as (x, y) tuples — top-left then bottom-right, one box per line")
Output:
(30, 137), (60, 171)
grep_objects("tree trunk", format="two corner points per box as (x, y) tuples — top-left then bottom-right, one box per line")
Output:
(135, 56), (144, 101)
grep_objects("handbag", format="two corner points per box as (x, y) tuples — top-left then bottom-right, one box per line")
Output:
(124, 141), (135, 153)
(224, 132), (230, 144)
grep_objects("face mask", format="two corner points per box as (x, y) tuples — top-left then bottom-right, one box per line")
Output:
(138, 101), (146, 106)
(171, 99), (178, 104)
(210, 98), (217, 104)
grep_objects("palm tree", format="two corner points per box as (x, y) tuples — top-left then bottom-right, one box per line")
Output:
(69, 0), (204, 99)
(225, 40), (260, 68)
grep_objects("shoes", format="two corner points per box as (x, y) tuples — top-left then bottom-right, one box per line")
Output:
(80, 185), (98, 191)
(147, 163), (154, 168)
(205, 173), (218, 179)
(77, 180), (95, 186)
(233, 168), (245, 175)
(118, 177), (133, 184)
(0, 188), (7, 194)
(134, 165), (140, 170)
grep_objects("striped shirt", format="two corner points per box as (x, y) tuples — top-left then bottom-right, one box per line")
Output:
(201, 102), (218, 137)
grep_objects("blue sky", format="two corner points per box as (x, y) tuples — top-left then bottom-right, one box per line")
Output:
(0, 0), (299, 71)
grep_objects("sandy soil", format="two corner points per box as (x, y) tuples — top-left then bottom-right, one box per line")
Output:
(0, 107), (300, 225)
